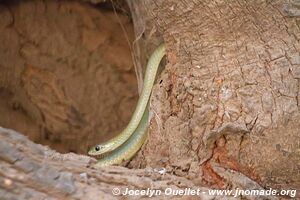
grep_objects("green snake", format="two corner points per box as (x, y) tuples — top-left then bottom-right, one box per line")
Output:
(88, 43), (166, 166)
(92, 105), (149, 167)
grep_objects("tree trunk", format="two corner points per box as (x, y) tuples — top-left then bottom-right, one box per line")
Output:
(129, 0), (300, 196)
(0, 0), (299, 199)
(1, 127), (239, 200)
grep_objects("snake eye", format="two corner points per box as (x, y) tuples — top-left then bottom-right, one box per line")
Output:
(95, 146), (100, 151)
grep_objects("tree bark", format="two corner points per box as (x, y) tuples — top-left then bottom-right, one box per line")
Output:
(0, 127), (241, 200)
(129, 0), (300, 196)
(0, 0), (299, 199)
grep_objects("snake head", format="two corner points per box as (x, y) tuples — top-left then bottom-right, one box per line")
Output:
(88, 142), (114, 156)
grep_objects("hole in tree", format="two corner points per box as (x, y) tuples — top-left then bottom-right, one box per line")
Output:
(0, 0), (137, 154)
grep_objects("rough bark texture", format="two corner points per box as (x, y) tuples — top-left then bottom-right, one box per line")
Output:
(0, 0), (299, 199)
(1, 127), (237, 200)
(134, 0), (300, 195)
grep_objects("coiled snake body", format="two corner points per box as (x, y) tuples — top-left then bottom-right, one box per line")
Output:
(88, 43), (166, 167)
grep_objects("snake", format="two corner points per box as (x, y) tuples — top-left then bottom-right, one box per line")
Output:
(93, 105), (149, 167)
(88, 43), (166, 166)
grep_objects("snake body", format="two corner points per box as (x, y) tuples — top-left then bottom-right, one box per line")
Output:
(88, 43), (166, 166)
(93, 106), (149, 167)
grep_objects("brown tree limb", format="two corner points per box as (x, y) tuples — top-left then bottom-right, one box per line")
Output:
(0, 127), (248, 200)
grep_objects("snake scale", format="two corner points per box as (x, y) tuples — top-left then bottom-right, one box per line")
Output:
(88, 43), (166, 167)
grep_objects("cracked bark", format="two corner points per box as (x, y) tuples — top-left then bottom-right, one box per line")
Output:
(0, 127), (241, 200)
(0, 0), (299, 199)
(134, 0), (300, 196)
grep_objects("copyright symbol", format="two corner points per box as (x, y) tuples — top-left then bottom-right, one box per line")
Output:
(112, 188), (121, 195)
